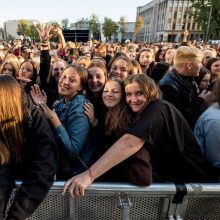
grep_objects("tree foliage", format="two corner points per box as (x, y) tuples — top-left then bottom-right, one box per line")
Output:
(17, 20), (40, 42)
(29, 24), (40, 42)
(119, 16), (127, 41)
(102, 17), (118, 41)
(89, 14), (100, 40)
(189, 0), (220, 39)
(61, 18), (69, 30)
(17, 20), (30, 37)
(134, 16), (144, 37)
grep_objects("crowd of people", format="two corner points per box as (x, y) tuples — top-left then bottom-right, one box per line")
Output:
(1, 23), (220, 218)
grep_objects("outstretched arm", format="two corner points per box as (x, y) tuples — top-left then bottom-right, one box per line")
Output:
(55, 27), (66, 56)
(63, 134), (145, 197)
(37, 24), (53, 90)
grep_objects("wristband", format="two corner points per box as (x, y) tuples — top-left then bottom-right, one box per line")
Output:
(88, 168), (95, 181)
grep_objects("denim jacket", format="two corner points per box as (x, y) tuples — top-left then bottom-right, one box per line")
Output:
(53, 93), (94, 175)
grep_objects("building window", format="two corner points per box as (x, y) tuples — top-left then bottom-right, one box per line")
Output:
(177, 24), (181, 30)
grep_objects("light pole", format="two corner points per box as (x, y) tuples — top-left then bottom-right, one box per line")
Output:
(205, 4), (212, 42)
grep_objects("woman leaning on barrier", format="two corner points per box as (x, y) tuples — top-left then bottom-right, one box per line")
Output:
(0, 75), (58, 220)
(63, 74), (218, 198)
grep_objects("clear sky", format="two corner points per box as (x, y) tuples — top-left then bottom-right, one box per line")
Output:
(0, 0), (151, 26)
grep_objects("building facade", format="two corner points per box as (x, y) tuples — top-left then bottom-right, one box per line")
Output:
(3, 19), (40, 39)
(70, 18), (136, 43)
(117, 22), (136, 43)
(136, 0), (203, 42)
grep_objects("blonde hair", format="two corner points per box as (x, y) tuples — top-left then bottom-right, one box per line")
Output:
(0, 60), (19, 77)
(5, 53), (20, 62)
(203, 48), (217, 58)
(77, 56), (91, 69)
(0, 75), (23, 165)
(174, 46), (203, 66)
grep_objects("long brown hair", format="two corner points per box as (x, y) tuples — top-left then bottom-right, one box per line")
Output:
(104, 78), (132, 135)
(0, 74), (23, 165)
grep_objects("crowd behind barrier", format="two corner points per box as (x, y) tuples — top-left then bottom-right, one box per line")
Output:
(1, 24), (220, 219)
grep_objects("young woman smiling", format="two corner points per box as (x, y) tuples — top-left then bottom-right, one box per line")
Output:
(31, 64), (94, 179)
(63, 74), (218, 197)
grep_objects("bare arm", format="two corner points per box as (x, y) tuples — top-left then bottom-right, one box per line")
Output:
(55, 27), (66, 55)
(63, 134), (145, 197)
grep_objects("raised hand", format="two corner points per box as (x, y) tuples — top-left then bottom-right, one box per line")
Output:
(36, 23), (53, 42)
(30, 84), (47, 105)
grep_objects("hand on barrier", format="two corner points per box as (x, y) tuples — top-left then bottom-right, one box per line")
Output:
(63, 169), (94, 197)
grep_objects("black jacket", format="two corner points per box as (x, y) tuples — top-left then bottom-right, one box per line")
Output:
(39, 49), (59, 108)
(0, 95), (58, 220)
(159, 68), (206, 129)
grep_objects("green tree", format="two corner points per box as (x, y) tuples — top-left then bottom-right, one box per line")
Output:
(29, 24), (40, 42)
(119, 16), (127, 42)
(134, 16), (144, 41)
(89, 14), (100, 40)
(102, 17), (118, 41)
(7, 34), (14, 41)
(189, 0), (220, 40)
(0, 27), (4, 39)
(61, 18), (69, 30)
(17, 20), (30, 38)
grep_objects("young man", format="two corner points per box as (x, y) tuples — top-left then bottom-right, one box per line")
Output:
(159, 46), (212, 129)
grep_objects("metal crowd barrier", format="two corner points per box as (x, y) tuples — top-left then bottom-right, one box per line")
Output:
(8, 181), (220, 220)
